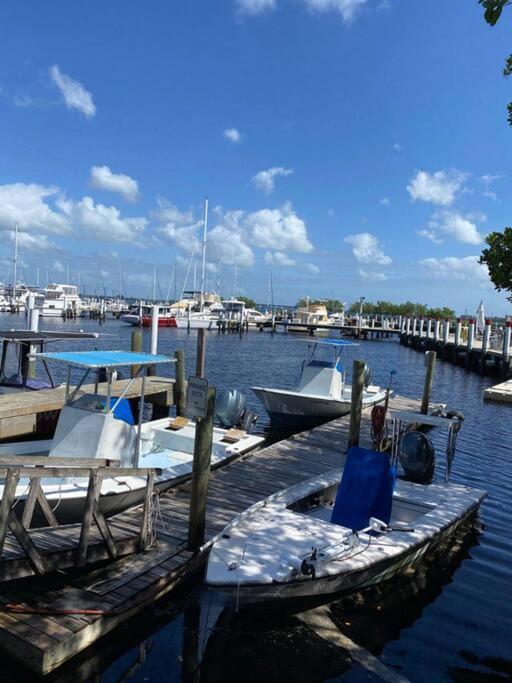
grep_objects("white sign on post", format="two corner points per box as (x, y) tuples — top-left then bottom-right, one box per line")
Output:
(186, 376), (209, 420)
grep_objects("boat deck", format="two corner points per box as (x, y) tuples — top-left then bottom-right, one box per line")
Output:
(0, 394), (421, 675)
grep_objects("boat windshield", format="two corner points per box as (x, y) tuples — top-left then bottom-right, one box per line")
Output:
(306, 339), (358, 370)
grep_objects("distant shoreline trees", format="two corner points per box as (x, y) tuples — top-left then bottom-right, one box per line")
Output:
(346, 300), (455, 318)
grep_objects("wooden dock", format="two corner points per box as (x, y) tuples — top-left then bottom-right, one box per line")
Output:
(0, 376), (176, 441)
(0, 394), (420, 675)
(274, 321), (400, 338)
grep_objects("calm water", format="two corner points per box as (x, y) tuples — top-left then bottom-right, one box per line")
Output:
(1, 315), (511, 682)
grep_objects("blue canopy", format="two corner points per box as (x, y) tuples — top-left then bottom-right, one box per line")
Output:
(302, 338), (359, 347)
(34, 350), (174, 369)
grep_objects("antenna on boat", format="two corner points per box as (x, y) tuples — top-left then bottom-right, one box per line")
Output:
(200, 197), (208, 310)
(233, 258), (238, 299)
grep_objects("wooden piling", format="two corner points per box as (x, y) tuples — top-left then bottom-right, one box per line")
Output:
(421, 350), (436, 415)
(188, 387), (216, 552)
(348, 360), (365, 449)
(174, 349), (186, 416)
(195, 328), (206, 378)
(131, 330), (142, 378)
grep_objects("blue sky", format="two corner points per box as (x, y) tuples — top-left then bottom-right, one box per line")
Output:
(0, 0), (511, 313)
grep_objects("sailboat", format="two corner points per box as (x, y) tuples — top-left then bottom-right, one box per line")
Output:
(175, 198), (222, 330)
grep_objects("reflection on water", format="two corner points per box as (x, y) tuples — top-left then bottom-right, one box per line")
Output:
(0, 315), (511, 681)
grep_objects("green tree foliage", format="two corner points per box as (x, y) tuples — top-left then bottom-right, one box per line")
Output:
(479, 1), (512, 124)
(296, 298), (344, 313)
(346, 300), (455, 318)
(237, 295), (257, 309)
(479, 227), (512, 301)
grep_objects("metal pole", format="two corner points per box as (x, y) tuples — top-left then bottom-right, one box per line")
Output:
(421, 351), (436, 415)
(196, 328), (206, 378)
(134, 369), (147, 467)
(348, 360), (365, 449)
(188, 386), (216, 551)
(150, 304), (159, 355)
(27, 308), (39, 379)
(200, 198), (208, 310)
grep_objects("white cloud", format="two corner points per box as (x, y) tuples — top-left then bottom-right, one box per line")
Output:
(90, 166), (140, 202)
(52, 260), (66, 273)
(252, 167), (293, 194)
(6, 230), (57, 252)
(303, 0), (369, 22)
(358, 269), (387, 281)
(479, 174), (501, 186)
(407, 169), (466, 206)
(208, 224), (254, 267)
(0, 183), (70, 234)
(428, 211), (483, 245)
(246, 202), (313, 252)
(393, 142), (402, 151)
(264, 251), (296, 266)
(223, 128), (242, 143)
(380, 197), (390, 206)
(237, 0), (276, 13)
(344, 232), (391, 265)
(49, 65), (96, 118)
(419, 256), (489, 283)
(417, 229), (443, 245)
(59, 196), (147, 243)
(483, 190), (497, 201)
(306, 262), (320, 273)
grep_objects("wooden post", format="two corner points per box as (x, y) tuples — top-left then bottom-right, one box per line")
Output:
(405, 318), (411, 335)
(412, 317), (417, 336)
(433, 320), (440, 342)
(195, 328), (206, 378)
(150, 304), (159, 355)
(348, 360), (365, 449)
(174, 349), (186, 416)
(453, 317), (462, 363)
(131, 329), (142, 378)
(418, 318), (423, 338)
(421, 351), (436, 415)
(480, 318), (491, 374)
(466, 318), (475, 370)
(188, 387), (216, 552)
(426, 319), (432, 339)
(502, 321), (512, 379)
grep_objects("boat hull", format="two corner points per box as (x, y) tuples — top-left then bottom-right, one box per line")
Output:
(252, 387), (386, 427)
(175, 317), (218, 330)
(207, 502), (481, 605)
(140, 315), (177, 327)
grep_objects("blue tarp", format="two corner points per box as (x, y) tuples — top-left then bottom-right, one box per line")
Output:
(331, 446), (394, 531)
(34, 350), (174, 368)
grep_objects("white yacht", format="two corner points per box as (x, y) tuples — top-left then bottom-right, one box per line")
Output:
(35, 283), (82, 318)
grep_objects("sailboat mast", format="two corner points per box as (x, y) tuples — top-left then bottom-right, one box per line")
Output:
(153, 265), (156, 302)
(200, 197), (208, 309)
(12, 222), (18, 303)
(233, 259), (238, 299)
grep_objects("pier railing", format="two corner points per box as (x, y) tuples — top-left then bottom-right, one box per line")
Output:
(0, 456), (162, 575)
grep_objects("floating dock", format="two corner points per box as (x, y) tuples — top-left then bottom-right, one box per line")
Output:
(484, 379), (512, 403)
(0, 394), (419, 675)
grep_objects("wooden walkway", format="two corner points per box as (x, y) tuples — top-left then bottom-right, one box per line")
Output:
(0, 394), (420, 675)
(0, 375), (176, 441)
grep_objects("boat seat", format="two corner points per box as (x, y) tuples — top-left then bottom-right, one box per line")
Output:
(331, 446), (394, 531)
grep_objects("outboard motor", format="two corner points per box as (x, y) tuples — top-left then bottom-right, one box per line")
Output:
(215, 389), (258, 433)
(399, 431), (435, 484)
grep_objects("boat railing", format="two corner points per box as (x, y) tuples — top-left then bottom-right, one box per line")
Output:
(0, 457), (163, 576)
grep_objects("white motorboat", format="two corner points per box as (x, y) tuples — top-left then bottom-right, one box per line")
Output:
(0, 350), (264, 522)
(252, 339), (387, 428)
(206, 410), (487, 604)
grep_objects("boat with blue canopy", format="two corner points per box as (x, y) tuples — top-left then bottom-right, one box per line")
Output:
(252, 338), (387, 428)
(0, 350), (264, 522)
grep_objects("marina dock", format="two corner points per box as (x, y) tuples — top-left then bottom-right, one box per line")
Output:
(0, 376), (176, 441)
(0, 394), (419, 675)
